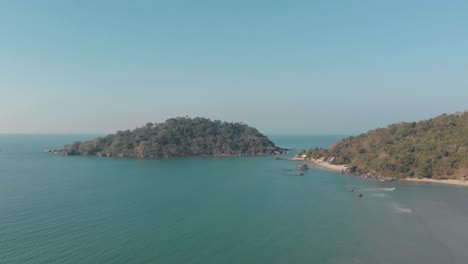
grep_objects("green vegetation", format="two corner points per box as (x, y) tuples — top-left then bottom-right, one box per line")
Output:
(300, 112), (468, 179)
(56, 117), (287, 158)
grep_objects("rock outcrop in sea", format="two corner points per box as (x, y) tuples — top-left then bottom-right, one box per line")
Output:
(296, 163), (309, 171)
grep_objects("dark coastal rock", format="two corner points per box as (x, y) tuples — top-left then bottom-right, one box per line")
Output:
(296, 163), (309, 171)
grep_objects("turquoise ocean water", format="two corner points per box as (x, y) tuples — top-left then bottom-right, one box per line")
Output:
(1, 134), (467, 264)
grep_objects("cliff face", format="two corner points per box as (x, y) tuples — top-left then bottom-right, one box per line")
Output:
(53, 117), (288, 158)
(301, 112), (468, 180)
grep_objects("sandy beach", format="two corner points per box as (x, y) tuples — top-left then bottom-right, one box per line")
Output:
(290, 157), (347, 172)
(403, 178), (468, 187)
(290, 156), (468, 187)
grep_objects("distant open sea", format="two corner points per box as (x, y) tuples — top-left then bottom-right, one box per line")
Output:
(1, 134), (467, 264)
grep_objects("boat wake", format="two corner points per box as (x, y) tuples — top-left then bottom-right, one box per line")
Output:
(368, 193), (389, 198)
(392, 203), (412, 213)
(365, 187), (395, 192)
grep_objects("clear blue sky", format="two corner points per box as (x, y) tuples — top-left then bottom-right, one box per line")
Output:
(1, 0), (467, 134)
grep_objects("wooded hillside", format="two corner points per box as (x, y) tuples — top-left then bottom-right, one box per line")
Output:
(301, 112), (468, 179)
(55, 117), (287, 158)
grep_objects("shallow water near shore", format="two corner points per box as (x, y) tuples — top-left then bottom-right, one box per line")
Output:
(1, 134), (468, 264)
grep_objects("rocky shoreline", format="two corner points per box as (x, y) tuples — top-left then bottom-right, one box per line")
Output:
(289, 156), (468, 187)
(45, 148), (291, 158)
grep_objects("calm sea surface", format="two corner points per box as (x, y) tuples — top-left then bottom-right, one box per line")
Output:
(1, 134), (467, 264)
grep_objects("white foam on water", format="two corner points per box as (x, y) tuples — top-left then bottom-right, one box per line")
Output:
(368, 193), (389, 198)
(365, 187), (395, 192)
(392, 203), (412, 213)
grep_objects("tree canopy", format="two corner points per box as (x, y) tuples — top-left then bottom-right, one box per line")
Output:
(300, 112), (468, 179)
(56, 117), (287, 158)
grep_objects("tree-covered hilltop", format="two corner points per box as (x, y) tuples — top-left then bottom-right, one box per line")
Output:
(53, 117), (288, 158)
(300, 112), (468, 180)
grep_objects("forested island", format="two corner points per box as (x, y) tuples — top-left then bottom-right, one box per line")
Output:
(51, 117), (288, 158)
(298, 112), (468, 180)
